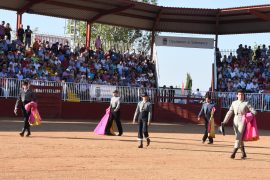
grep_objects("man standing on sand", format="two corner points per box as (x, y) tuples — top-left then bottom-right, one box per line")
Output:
(14, 80), (36, 137)
(198, 94), (216, 144)
(222, 89), (256, 159)
(105, 90), (123, 136)
(133, 92), (152, 148)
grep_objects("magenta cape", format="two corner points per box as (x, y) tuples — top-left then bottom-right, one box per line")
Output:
(94, 108), (111, 135)
(243, 112), (259, 141)
(25, 101), (42, 126)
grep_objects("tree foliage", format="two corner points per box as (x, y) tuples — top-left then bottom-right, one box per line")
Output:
(66, 0), (157, 54)
(185, 73), (193, 90)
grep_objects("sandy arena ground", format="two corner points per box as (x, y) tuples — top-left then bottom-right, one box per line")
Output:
(0, 119), (270, 180)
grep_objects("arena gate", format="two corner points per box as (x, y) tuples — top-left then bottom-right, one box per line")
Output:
(153, 94), (222, 124)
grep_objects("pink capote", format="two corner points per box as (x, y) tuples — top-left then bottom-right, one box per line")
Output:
(243, 112), (259, 141)
(25, 101), (42, 126)
(94, 108), (111, 135)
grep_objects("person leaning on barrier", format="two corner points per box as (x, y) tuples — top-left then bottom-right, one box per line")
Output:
(14, 80), (36, 137)
(221, 89), (256, 159)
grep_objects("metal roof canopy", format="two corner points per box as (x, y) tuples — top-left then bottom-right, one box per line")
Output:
(1, 0), (270, 35)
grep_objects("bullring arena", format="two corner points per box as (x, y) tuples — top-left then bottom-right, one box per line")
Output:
(1, 0), (270, 180)
(1, 119), (270, 180)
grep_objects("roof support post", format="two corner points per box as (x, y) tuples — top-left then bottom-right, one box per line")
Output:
(86, 21), (91, 49)
(16, 12), (22, 32)
(212, 10), (220, 92)
(150, 30), (155, 61)
(150, 8), (162, 61)
(151, 8), (163, 88)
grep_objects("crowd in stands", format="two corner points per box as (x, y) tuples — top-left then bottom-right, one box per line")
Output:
(216, 44), (270, 93)
(0, 21), (157, 88)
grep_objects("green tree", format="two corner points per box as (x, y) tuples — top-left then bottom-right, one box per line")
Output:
(66, 0), (157, 54)
(185, 73), (193, 90)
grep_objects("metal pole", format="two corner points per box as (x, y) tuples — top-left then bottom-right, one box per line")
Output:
(16, 12), (22, 31)
(213, 9), (220, 92)
(211, 63), (215, 92)
(73, 20), (77, 46)
(150, 30), (155, 61)
(213, 34), (218, 91)
(86, 21), (91, 48)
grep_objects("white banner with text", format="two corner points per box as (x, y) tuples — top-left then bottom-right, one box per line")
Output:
(155, 36), (214, 49)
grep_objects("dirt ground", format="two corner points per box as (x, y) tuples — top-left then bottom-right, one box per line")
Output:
(0, 119), (270, 180)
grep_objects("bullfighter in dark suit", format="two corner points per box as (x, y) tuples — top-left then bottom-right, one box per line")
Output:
(198, 94), (216, 144)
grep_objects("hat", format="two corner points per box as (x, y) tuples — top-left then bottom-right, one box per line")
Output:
(113, 90), (119, 93)
(141, 92), (149, 97)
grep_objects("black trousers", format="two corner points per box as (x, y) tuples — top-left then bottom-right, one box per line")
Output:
(138, 119), (149, 140)
(203, 119), (213, 143)
(6, 33), (11, 41)
(105, 110), (123, 135)
(19, 36), (24, 43)
(21, 102), (31, 133)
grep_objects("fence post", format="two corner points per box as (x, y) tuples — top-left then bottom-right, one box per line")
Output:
(63, 82), (66, 101)
(5, 79), (8, 99)
(261, 93), (264, 112)
(137, 88), (140, 102)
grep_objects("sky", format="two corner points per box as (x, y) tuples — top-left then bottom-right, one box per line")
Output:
(1, 0), (270, 91)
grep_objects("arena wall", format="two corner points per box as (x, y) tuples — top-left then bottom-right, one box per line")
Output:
(1, 98), (270, 130)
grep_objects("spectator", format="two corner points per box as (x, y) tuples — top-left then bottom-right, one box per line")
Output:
(217, 44), (270, 93)
(0, 23), (157, 89)
(17, 24), (24, 43)
(25, 25), (32, 48)
(95, 35), (102, 50)
(194, 88), (202, 98)
(0, 21), (5, 40)
(5, 23), (12, 41)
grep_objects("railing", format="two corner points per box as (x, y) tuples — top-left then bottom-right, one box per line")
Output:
(211, 92), (270, 112)
(1, 78), (270, 112)
(220, 49), (237, 56)
(0, 78), (157, 104)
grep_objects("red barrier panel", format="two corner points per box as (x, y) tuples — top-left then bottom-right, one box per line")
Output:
(1, 98), (270, 130)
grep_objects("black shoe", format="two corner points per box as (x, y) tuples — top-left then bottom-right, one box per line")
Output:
(105, 132), (114, 136)
(118, 133), (123, 136)
(241, 146), (247, 159)
(26, 132), (31, 137)
(146, 138), (151, 146)
(202, 140), (206, 144)
(230, 148), (238, 159)
(19, 132), (24, 137)
(241, 153), (247, 159)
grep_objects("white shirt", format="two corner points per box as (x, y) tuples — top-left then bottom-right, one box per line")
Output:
(246, 83), (253, 90)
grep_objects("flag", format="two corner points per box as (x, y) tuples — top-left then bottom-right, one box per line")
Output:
(181, 81), (184, 95)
